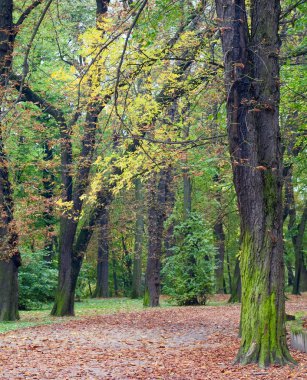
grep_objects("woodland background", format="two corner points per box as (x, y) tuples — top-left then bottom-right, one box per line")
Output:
(0, 0), (305, 364)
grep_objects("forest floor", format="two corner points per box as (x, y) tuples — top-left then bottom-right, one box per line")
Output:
(0, 295), (306, 379)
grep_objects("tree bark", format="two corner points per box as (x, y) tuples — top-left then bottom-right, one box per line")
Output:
(292, 204), (307, 294)
(183, 170), (192, 220)
(95, 192), (111, 297)
(283, 166), (307, 293)
(228, 257), (241, 303)
(144, 171), (169, 307)
(213, 175), (225, 294)
(112, 250), (118, 296)
(42, 141), (56, 261)
(214, 221), (225, 294)
(122, 234), (132, 293)
(216, 0), (294, 366)
(51, 0), (108, 315)
(131, 178), (144, 298)
(0, 0), (21, 321)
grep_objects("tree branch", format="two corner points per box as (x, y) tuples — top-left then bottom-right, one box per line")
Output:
(280, 0), (306, 20)
(15, 0), (44, 27)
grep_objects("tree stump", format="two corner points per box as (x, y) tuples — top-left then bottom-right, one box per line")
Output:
(291, 330), (307, 353)
(291, 317), (307, 353)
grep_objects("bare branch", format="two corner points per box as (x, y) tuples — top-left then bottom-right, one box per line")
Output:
(114, 0), (148, 105)
(15, 0), (44, 27)
(121, 134), (227, 146)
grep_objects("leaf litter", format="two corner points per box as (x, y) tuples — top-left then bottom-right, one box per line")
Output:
(0, 294), (306, 379)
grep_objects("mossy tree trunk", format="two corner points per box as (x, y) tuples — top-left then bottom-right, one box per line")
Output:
(51, 218), (77, 316)
(216, 0), (294, 366)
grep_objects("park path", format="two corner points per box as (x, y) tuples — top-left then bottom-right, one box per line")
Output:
(0, 295), (306, 379)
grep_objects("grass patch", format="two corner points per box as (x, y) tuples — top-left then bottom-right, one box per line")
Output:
(0, 297), (172, 334)
(288, 311), (307, 335)
(0, 295), (231, 334)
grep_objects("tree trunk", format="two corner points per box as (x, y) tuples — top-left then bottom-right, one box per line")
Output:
(0, 0), (20, 321)
(144, 171), (168, 307)
(228, 257), (241, 303)
(122, 234), (132, 294)
(214, 221), (225, 294)
(51, 218), (77, 316)
(112, 251), (118, 296)
(216, 0), (293, 366)
(0, 256), (19, 320)
(51, 0), (109, 316)
(131, 178), (144, 298)
(42, 141), (56, 261)
(213, 175), (225, 294)
(284, 166), (307, 294)
(300, 264), (307, 292)
(95, 196), (111, 298)
(292, 204), (307, 294)
(183, 170), (192, 220)
(51, 102), (104, 316)
(225, 247), (232, 293)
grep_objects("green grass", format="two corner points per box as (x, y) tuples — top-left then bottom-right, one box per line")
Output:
(0, 297), (171, 334)
(0, 295), (230, 334)
(287, 311), (307, 335)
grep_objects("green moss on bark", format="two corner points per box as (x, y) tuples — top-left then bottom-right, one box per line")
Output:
(263, 170), (278, 217)
(51, 289), (74, 317)
(143, 288), (150, 307)
(236, 231), (295, 367)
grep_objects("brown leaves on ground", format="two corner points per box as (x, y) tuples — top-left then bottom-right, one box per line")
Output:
(0, 294), (306, 379)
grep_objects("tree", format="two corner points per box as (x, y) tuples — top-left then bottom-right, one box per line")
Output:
(162, 212), (215, 306)
(51, 0), (110, 316)
(213, 175), (225, 294)
(144, 172), (168, 307)
(131, 178), (144, 299)
(94, 191), (111, 297)
(0, 0), (44, 321)
(215, 0), (294, 366)
(0, 0), (20, 321)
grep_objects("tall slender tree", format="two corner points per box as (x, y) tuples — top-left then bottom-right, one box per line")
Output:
(131, 178), (144, 299)
(94, 191), (111, 298)
(0, 0), (44, 321)
(51, 1), (110, 316)
(0, 0), (20, 322)
(215, 0), (294, 366)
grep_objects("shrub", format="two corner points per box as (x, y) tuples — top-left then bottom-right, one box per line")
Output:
(19, 250), (58, 310)
(162, 213), (215, 306)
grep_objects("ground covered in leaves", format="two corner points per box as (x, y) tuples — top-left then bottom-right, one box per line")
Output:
(0, 295), (306, 379)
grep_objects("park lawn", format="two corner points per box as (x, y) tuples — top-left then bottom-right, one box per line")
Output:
(0, 295), (229, 334)
(0, 298), (145, 334)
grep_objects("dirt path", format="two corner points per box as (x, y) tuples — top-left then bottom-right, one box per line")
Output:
(0, 295), (306, 379)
